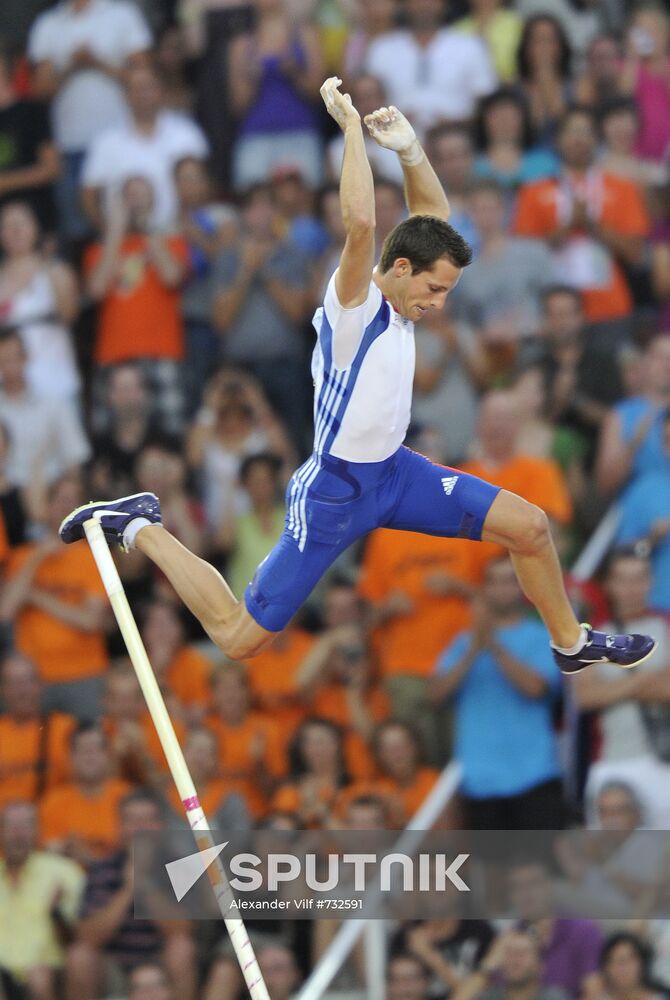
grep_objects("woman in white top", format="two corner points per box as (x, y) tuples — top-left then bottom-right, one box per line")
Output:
(0, 201), (80, 402)
(187, 368), (295, 536)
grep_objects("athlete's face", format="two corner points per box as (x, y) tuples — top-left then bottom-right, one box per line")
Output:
(391, 256), (462, 321)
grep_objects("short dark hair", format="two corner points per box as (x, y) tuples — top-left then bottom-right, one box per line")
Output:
(238, 182), (273, 209)
(375, 179), (404, 205)
(598, 96), (639, 137)
(316, 182), (340, 220)
(0, 325), (23, 348)
(426, 122), (474, 152)
(119, 788), (164, 817)
(325, 571), (356, 591)
(603, 544), (651, 577)
(239, 451), (282, 485)
(70, 721), (106, 751)
(541, 284), (583, 310)
(379, 215), (472, 274)
(474, 86), (534, 152)
(470, 178), (506, 201)
(173, 155), (210, 180)
(557, 104), (597, 137)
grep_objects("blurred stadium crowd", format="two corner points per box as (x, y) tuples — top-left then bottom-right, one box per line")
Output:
(1, 0), (670, 996)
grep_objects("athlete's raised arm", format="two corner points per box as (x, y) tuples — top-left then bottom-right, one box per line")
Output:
(365, 106), (450, 222)
(320, 77), (375, 309)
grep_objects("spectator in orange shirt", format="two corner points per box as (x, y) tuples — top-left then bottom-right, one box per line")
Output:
(244, 623), (314, 736)
(373, 721), (440, 824)
(40, 723), (132, 866)
(205, 662), (286, 818)
(358, 524), (479, 764)
(271, 717), (350, 828)
(140, 597), (212, 725)
(0, 651), (75, 808)
(101, 662), (186, 789)
(463, 390), (573, 574)
(84, 175), (189, 436)
(165, 728), (250, 831)
(0, 475), (109, 720)
(334, 720), (440, 826)
(514, 106), (649, 339)
(297, 620), (388, 781)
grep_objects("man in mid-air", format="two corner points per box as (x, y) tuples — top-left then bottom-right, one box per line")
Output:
(61, 78), (654, 675)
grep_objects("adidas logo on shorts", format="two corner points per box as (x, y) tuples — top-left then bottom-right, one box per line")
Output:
(441, 476), (459, 496)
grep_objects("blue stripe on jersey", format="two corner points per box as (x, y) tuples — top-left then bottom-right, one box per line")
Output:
(290, 295), (390, 551)
(320, 297), (390, 457)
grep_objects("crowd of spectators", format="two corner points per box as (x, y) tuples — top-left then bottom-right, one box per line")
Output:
(1, 0), (670, 996)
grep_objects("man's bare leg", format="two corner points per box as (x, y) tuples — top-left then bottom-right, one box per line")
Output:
(136, 525), (274, 659)
(480, 490), (581, 649)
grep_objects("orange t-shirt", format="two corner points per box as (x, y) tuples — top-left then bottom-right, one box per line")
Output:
(462, 454), (572, 574)
(205, 712), (287, 817)
(358, 530), (478, 678)
(84, 234), (188, 365)
(245, 628), (315, 735)
(514, 173), (649, 322)
(7, 543), (108, 682)
(165, 647), (213, 711)
(0, 712), (75, 807)
(39, 777), (132, 858)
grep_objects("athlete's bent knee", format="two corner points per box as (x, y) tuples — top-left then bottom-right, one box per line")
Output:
(509, 502), (551, 556)
(209, 618), (274, 661)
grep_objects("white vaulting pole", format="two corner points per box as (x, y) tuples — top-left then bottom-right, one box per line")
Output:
(83, 519), (270, 1000)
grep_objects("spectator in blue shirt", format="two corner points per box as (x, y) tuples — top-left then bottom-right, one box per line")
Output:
(432, 556), (564, 829)
(473, 87), (560, 198)
(596, 336), (670, 499)
(616, 409), (670, 613)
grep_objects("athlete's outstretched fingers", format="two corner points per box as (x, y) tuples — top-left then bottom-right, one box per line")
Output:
(321, 76), (360, 130)
(364, 104), (417, 152)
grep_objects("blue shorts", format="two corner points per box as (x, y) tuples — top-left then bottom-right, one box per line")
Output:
(244, 446), (501, 632)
